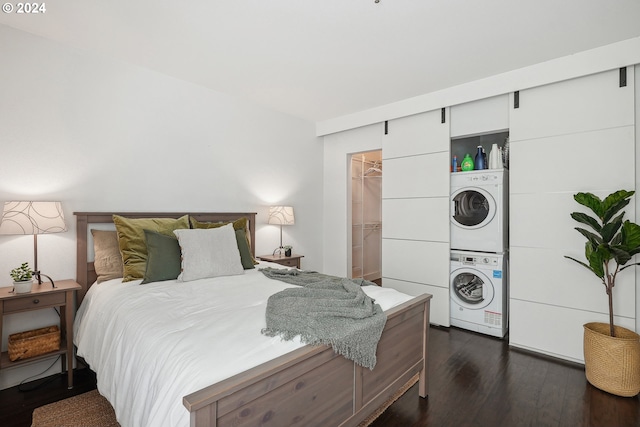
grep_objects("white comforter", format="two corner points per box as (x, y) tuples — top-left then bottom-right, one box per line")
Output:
(74, 262), (413, 427)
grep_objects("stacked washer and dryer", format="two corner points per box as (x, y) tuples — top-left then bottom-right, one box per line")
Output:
(450, 169), (509, 338)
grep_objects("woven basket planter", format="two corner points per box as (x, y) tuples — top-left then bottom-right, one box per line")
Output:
(583, 322), (640, 397)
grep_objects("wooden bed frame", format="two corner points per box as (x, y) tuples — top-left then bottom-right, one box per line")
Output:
(74, 211), (431, 427)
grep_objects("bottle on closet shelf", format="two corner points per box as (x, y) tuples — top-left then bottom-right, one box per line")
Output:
(474, 146), (485, 170)
(452, 155), (457, 173)
(482, 147), (488, 169)
(460, 153), (474, 171)
(489, 143), (500, 169)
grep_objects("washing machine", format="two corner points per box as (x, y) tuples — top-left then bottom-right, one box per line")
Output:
(450, 169), (508, 253)
(450, 250), (508, 338)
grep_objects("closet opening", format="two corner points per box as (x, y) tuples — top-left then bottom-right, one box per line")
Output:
(349, 150), (382, 285)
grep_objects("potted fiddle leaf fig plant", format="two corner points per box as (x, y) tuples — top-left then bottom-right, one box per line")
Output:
(565, 190), (640, 397)
(10, 262), (34, 294)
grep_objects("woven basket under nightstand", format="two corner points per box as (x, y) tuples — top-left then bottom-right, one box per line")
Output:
(8, 325), (60, 362)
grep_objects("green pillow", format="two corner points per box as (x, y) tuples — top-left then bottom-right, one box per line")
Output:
(113, 214), (190, 282)
(190, 216), (248, 231)
(142, 229), (182, 284)
(235, 229), (255, 270)
(191, 217), (257, 265)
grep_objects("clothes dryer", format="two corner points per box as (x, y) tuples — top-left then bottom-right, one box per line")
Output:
(450, 169), (508, 253)
(450, 250), (507, 338)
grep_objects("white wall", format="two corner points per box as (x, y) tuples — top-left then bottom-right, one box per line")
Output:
(0, 25), (323, 389)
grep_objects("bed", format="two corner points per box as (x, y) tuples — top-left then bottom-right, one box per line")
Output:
(73, 211), (431, 427)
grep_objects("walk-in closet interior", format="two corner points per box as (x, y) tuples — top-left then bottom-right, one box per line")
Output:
(350, 150), (382, 284)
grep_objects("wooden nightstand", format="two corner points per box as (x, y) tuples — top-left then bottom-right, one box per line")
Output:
(0, 279), (81, 389)
(258, 254), (304, 268)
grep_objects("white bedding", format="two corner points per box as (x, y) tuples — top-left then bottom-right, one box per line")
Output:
(73, 262), (413, 427)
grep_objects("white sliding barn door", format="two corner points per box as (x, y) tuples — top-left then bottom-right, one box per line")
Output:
(381, 109), (451, 326)
(508, 67), (636, 362)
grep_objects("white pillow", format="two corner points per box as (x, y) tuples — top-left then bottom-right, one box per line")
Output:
(173, 224), (244, 282)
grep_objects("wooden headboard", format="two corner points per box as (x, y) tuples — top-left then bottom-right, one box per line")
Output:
(74, 212), (257, 304)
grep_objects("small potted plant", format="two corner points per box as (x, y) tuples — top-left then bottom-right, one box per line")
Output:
(565, 190), (640, 396)
(10, 262), (34, 294)
(283, 245), (293, 257)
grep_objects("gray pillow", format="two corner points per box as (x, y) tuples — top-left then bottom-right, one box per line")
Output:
(173, 224), (244, 282)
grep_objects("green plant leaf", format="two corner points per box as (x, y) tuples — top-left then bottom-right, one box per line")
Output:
(620, 262), (640, 272)
(585, 242), (608, 277)
(574, 192), (604, 218)
(610, 246), (632, 266)
(601, 190), (634, 222)
(628, 249), (640, 258)
(621, 220), (640, 250)
(611, 232), (623, 246)
(570, 212), (601, 232)
(597, 243), (613, 260)
(586, 249), (605, 278)
(602, 199), (630, 223)
(600, 215), (623, 243)
(564, 255), (603, 279)
(575, 227), (603, 246)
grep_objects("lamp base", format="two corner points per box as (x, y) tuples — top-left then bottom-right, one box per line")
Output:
(34, 271), (56, 288)
(272, 246), (284, 256)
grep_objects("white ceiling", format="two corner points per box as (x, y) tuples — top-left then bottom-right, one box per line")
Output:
(2, 1), (640, 122)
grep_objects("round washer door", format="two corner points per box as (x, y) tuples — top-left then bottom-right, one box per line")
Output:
(451, 187), (496, 230)
(450, 267), (495, 310)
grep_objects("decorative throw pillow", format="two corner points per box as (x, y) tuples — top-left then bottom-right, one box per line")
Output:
(235, 229), (255, 270)
(91, 229), (123, 283)
(113, 215), (190, 282)
(190, 217), (257, 265)
(142, 229), (182, 284)
(173, 224), (244, 282)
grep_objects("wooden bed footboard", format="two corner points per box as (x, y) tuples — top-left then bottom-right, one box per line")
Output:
(183, 293), (431, 427)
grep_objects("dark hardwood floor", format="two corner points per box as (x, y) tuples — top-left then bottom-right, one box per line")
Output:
(0, 365), (97, 427)
(1, 326), (639, 427)
(372, 326), (640, 427)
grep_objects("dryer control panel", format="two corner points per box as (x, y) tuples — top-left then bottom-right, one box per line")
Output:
(451, 252), (500, 266)
(451, 169), (504, 185)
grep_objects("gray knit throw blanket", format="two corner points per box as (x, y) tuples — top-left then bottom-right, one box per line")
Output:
(260, 268), (386, 369)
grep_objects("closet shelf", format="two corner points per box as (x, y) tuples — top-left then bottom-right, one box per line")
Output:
(362, 222), (382, 229)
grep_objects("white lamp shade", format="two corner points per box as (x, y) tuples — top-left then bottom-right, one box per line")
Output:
(0, 201), (67, 235)
(268, 206), (295, 225)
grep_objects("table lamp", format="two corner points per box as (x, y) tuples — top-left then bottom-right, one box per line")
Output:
(0, 201), (67, 287)
(267, 206), (295, 255)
